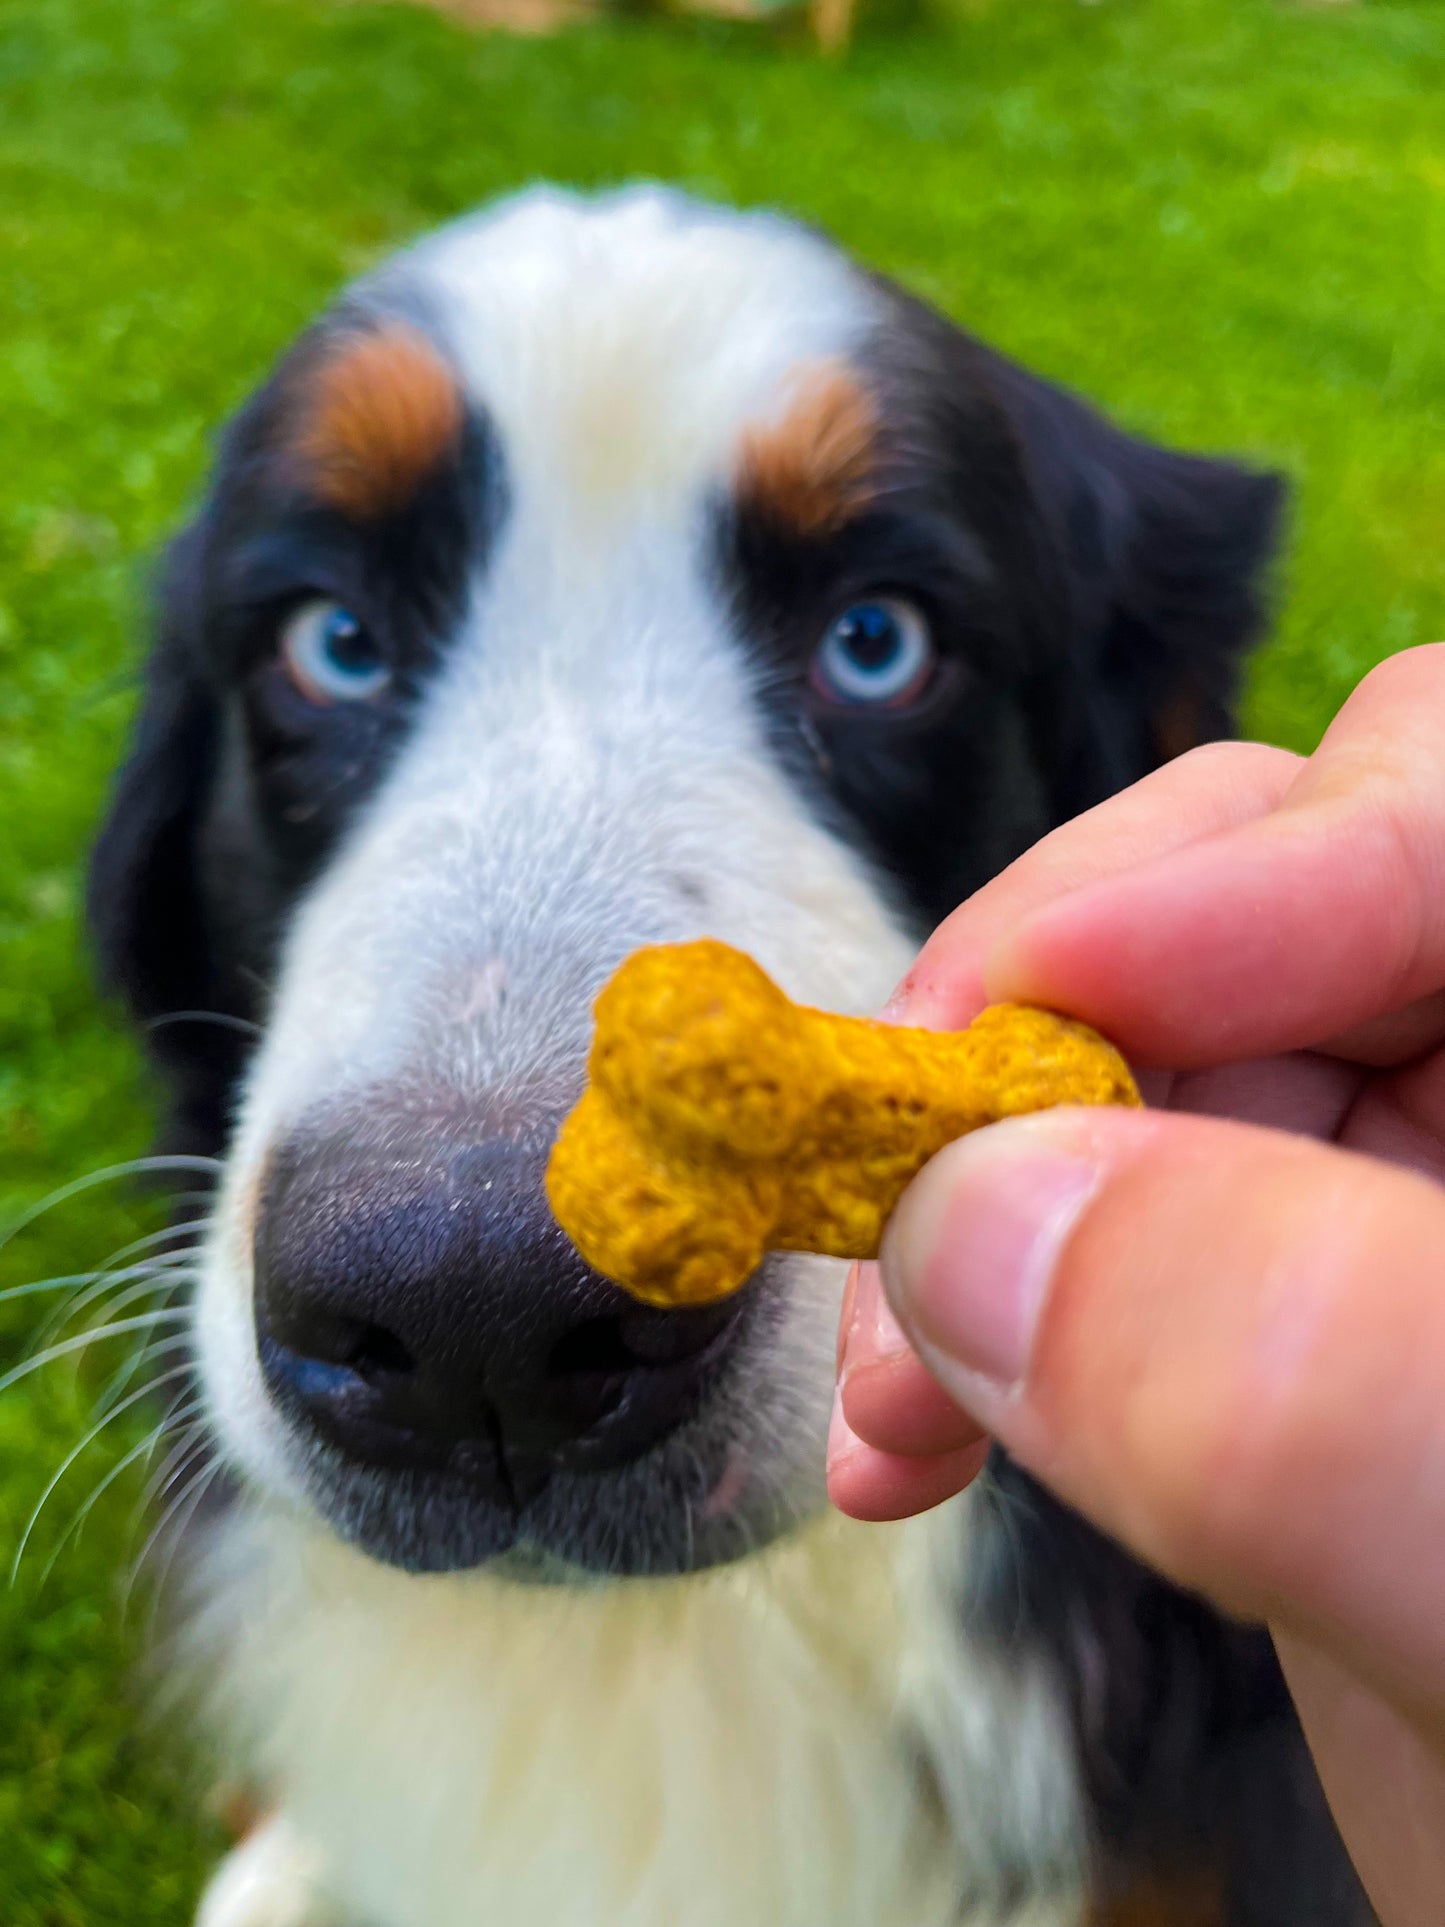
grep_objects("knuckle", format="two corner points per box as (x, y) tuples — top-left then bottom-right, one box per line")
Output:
(1169, 737), (1298, 788)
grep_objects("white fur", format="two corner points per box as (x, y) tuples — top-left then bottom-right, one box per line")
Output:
(412, 187), (872, 532)
(187, 189), (1089, 1927)
(197, 1816), (339, 1927)
(191, 1500), (1084, 1927)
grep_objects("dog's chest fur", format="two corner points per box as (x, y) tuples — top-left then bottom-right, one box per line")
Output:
(192, 1497), (1086, 1927)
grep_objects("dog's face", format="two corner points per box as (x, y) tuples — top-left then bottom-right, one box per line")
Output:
(91, 188), (1280, 1578)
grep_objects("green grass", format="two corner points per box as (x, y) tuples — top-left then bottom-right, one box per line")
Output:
(1, 0), (1443, 1914)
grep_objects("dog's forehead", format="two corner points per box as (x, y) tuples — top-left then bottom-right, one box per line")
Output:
(374, 187), (881, 519)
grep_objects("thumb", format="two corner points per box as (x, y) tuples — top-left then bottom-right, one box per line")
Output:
(879, 1106), (1445, 1716)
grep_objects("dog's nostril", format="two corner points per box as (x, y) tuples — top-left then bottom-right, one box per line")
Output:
(547, 1302), (740, 1385)
(546, 1316), (639, 1385)
(273, 1303), (417, 1381)
(532, 1300), (743, 1466)
(620, 1299), (740, 1366)
(347, 1322), (416, 1380)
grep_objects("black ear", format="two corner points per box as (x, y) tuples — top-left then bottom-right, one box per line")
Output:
(87, 524), (239, 1155)
(992, 357), (1287, 812)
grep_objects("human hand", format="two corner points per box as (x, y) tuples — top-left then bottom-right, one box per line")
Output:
(829, 644), (1445, 1925)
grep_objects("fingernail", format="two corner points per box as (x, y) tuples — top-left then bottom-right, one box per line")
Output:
(838, 1261), (911, 1385)
(882, 966), (987, 1035)
(880, 1119), (1101, 1397)
(867, 1270), (911, 1364)
(836, 1262), (861, 1376)
(827, 1381), (861, 1474)
(880, 968), (933, 1026)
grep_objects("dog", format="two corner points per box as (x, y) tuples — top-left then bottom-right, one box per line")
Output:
(87, 186), (1372, 1927)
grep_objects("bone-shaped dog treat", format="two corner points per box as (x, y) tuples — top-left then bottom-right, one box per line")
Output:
(545, 938), (1141, 1309)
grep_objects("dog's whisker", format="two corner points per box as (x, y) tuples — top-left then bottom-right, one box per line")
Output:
(162, 1189), (222, 1226)
(38, 1254), (197, 1348)
(0, 1156), (222, 1259)
(10, 1361), (198, 1586)
(144, 1010), (262, 1041)
(2, 1221), (202, 1326)
(93, 1218), (207, 1271)
(36, 1400), (205, 1596)
(0, 1271), (122, 1311)
(89, 1219), (208, 1276)
(74, 1264), (193, 1325)
(118, 1402), (209, 1557)
(94, 1328), (195, 1419)
(130, 1411), (212, 1548)
(0, 1311), (192, 1399)
(94, 1326), (195, 1419)
(60, 1248), (198, 1314)
(33, 1279), (192, 1387)
(127, 1448), (224, 1627)
(48, 1242), (199, 1325)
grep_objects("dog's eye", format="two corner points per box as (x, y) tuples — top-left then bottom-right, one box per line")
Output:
(810, 599), (934, 709)
(280, 599), (390, 705)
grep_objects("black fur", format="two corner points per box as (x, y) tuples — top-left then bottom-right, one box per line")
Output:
(969, 1458), (1374, 1923)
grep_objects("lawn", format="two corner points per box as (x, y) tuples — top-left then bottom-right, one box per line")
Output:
(1, 0), (1443, 1915)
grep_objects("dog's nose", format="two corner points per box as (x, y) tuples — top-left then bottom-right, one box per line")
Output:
(252, 1123), (743, 1500)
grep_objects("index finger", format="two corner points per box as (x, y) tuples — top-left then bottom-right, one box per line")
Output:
(989, 645), (1445, 1067)
(892, 739), (1300, 1031)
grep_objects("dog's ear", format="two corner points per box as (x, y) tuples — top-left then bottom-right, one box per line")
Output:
(89, 524), (215, 1026)
(87, 523), (239, 1151)
(991, 356), (1286, 812)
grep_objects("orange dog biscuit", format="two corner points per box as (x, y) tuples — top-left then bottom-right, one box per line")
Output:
(546, 939), (1140, 1309)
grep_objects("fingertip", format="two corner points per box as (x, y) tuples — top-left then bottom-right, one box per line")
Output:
(828, 1432), (991, 1522)
(980, 899), (1107, 1033)
(839, 1254), (992, 1458)
(840, 1353), (988, 1460)
(882, 953), (990, 1033)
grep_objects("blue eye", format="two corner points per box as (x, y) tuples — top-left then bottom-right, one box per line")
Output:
(811, 599), (934, 708)
(280, 598), (389, 705)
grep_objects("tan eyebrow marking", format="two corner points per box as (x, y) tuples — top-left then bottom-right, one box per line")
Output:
(290, 324), (464, 521)
(736, 360), (879, 537)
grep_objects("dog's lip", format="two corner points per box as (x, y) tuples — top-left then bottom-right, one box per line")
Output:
(293, 1406), (784, 1578)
